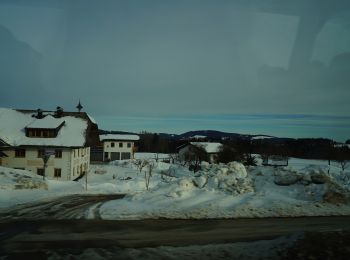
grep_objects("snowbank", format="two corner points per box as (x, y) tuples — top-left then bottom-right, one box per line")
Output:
(99, 159), (350, 220)
(1, 157), (350, 220)
(0, 166), (84, 209)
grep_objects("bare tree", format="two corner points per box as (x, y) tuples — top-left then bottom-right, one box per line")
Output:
(133, 159), (148, 175)
(183, 145), (208, 173)
(334, 146), (350, 172)
(217, 144), (242, 163)
(145, 161), (155, 190)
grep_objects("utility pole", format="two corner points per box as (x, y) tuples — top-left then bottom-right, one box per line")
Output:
(42, 149), (55, 181)
(85, 169), (88, 191)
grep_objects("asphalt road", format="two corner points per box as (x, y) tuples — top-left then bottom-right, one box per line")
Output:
(1, 195), (350, 257)
(1, 216), (350, 254)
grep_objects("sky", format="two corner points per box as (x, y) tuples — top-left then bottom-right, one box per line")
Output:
(0, 0), (350, 141)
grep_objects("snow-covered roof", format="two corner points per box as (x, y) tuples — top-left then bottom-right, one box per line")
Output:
(190, 135), (207, 139)
(251, 135), (274, 140)
(87, 114), (97, 124)
(99, 134), (140, 141)
(26, 115), (65, 129)
(190, 142), (222, 153)
(0, 108), (88, 147)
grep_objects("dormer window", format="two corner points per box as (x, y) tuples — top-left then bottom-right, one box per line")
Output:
(27, 129), (57, 138)
(25, 116), (65, 138)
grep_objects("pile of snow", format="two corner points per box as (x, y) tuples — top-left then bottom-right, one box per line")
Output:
(0, 166), (47, 190)
(99, 159), (350, 220)
(2, 157), (350, 219)
(195, 161), (254, 195)
(0, 166), (84, 209)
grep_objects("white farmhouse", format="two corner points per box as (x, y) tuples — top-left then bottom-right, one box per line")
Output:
(99, 134), (139, 161)
(0, 107), (99, 180)
(178, 142), (222, 163)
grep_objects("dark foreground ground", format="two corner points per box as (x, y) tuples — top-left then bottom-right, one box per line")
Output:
(1, 216), (350, 259)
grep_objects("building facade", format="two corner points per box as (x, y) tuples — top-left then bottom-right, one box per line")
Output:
(0, 107), (99, 180)
(99, 134), (139, 161)
(178, 142), (222, 163)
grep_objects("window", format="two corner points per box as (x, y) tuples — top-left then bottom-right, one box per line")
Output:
(37, 149), (45, 158)
(43, 131), (48, 137)
(15, 149), (25, 158)
(37, 168), (44, 176)
(28, 130), (34, 137)
(111, 142), (115, 147)
(55, 149), (62, 158)
(48, 130), (55, 137)
(119, 142), (123, 148)
(127, 143), (131, 148)
(121, 152), (131, 160)
(73, 167), (75, 176)
(54, 168), (61, 178)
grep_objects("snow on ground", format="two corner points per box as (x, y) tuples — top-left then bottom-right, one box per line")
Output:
(134, 152), (172, 160)
(99, 158), (350, 220)
(0, 166), (84, 209)
(1, 157), (350, 219)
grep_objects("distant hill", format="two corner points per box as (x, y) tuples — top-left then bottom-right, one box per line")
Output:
(100, 129), (294, 144)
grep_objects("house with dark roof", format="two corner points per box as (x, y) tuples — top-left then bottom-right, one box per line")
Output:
(0, 106), (99, 180)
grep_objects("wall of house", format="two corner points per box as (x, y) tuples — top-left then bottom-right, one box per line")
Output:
(70, 147), (90, 180)
(0, 147), (90, 181)
(178, 145), (217, 163)
(103, 141), (135, 161)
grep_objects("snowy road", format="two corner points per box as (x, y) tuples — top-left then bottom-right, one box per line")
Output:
(0, 194), (125, 220)
(1, 216), (350, 257)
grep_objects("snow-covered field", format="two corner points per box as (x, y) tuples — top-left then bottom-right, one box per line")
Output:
(1, 157), (350, 219)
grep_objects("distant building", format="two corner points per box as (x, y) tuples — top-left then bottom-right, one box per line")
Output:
(178, 142), (222, 163)
(0, 106), (99, 180)
(99, 134), (139, 161)
(262, 155), (289, 167)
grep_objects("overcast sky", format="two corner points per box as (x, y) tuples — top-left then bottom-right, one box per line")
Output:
(0, 0), (350, 141)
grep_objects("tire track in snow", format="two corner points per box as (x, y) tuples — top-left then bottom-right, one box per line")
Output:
(0, 194), (125, 220)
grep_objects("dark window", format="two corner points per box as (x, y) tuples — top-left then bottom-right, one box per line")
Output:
(111, 142), (115, 147)
(55, 149), (62, 158)
(121, 152), (131, 160)
(37, 149), (45, 158)
(54, 168), (61, 178)
(43, 131), (48, 137)
(119, 143), (123, 148)
(127, 143), (131, 148)
(104, 152), (108, 159)
(111, 152), (120, 160)
(37, 168), (44, 176)
(35, 130), (41, 137)
(48, 130), (55, 137)
(15, 149), (25, 158)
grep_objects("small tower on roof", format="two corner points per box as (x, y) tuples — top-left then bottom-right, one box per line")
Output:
(76, 99), (83, 112)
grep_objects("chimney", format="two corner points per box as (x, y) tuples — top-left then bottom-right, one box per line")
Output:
(36, 109), (44, 119)
(55, 106), (64, 118)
